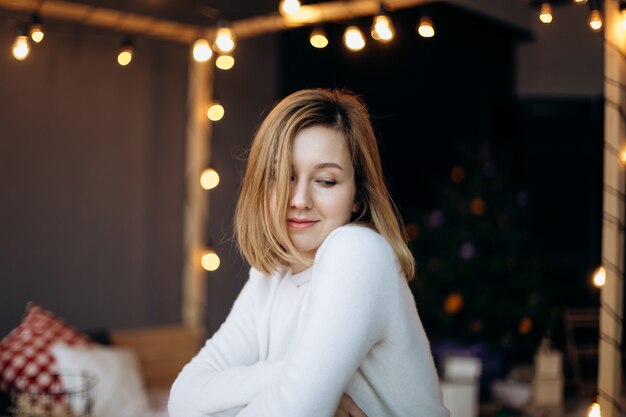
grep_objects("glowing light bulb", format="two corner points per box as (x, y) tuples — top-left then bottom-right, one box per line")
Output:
(539, 3), (553, 24)
(310, 28), (328, 48)
(417, 16), (435, 38)
(214, 27), (235, 53)
(193, 39), (212, 62)
(279, 0), (301, 16)
(30, 24), (44, 43)
(207, 103), (224, 121)
(200, 168), (220, 190)
(12, 35), (30, 61)
(592, 266), (606, 288)
(371, 15), (394, 41)
(215, 54), (235, 70)
(117, 49), (132, 66)
(573, 0), (587, 4)
(201, 250), (220, 271)
(117, 48), (133, 66)
(343, 26), (365, 51)
(589, 9), (603, 31)
(587, 402), (601, 417)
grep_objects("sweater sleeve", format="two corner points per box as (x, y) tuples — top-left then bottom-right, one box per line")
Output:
(236, 226), (392, 417)
(168, 270), (286, 417)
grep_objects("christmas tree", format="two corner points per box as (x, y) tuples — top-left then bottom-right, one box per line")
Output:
(408, 142), (549, 363)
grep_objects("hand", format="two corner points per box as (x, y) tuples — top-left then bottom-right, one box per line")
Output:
(334, 393), (368, 417)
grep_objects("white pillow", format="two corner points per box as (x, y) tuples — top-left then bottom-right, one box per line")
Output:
(51, 343), (151, 417)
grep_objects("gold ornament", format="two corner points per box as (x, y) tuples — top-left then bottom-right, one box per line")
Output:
(518, 317), (533, 334)
(444, 292), (464, 315)
(451, 166), (465, 184)
(470, 197), (486, 216)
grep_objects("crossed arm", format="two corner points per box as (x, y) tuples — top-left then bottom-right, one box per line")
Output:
(168, 226), (390, 417)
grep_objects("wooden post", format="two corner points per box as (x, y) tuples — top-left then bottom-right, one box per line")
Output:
(181, 52), (213, 332)
(599, 1), (625, 415)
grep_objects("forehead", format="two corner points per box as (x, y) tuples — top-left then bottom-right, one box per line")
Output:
(291, 125), (351, 166)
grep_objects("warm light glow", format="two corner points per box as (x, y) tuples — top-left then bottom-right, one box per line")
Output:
(622, 10), (626, 30)
(200, 168), (220, 190)
(371, 15), (395, 41)
(573, 0), (587, 4)
(30, 24), (44, 43)
(539, 3), (553, 24)
(12, 35), (30, 61)
(593, 266), (606, 288)
(343, 26), (366, 51)
(201, 250), (220, 271)
(193, 39), (213, 62)
(620, 146), (626, 164)
(310, 28), (328, 48)
(279, 0), (301, 16)
(589, 9), (603, 31)
(117, 47), (133, 66)
(215, 54), (235, 70)
(587, 402), (601, 417)
(207, 103), (225, 121)
(214, 27), (236, 53)
(417, 16), (435, 38)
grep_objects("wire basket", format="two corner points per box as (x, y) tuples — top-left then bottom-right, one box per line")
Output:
(9, 371), (96, 417)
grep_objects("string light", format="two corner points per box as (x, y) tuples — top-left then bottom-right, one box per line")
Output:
(207, 103), (225, 121)
(192, 38), (212, 62)
(539, 3), (553, 24)
(29, 14), (44, 44)
(592, 266), (606, 288)
(213, 24), (236, 54)
(588, 9), (603, 31)
(11, 25), (30, 61)
(117, 37), (133, 66)
(200, 168), (220, 190)
(371, 14), (395, 42)
(279, 0), (301, 16)
(215, 54), (235, 70)
(417, 16), (435, 38)
(200, 249), (220, 271)
(343, 26), (366, 51)
(310, 28), (328, 48)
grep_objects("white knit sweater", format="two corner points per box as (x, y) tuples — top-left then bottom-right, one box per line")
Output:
(168, 225), (449, 417)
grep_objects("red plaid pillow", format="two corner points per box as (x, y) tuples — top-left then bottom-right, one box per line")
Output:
(0, 302), (93, 394)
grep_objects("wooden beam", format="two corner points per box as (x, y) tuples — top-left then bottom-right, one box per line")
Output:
(599, 1), (625, 416)
(181, 54), (213, 332)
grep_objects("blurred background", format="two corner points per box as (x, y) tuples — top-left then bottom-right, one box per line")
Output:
(0, 0), (608, 407)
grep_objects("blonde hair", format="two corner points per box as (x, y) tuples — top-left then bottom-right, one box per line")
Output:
(235, 89), (415, 279)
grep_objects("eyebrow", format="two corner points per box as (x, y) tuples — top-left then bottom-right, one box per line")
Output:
(314, 162), (344, 171)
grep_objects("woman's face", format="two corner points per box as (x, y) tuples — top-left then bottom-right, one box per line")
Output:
(271, 125), (357, 265)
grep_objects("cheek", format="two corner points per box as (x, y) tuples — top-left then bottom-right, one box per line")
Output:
(328, 191), (357, 221)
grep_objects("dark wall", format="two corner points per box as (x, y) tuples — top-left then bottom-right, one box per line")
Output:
(0, 9), (280, 339)
(0, 16), (188, 335)
(0, 16), (276, 336)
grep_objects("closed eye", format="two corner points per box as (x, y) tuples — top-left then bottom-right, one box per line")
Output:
(316, 179), (337, 186)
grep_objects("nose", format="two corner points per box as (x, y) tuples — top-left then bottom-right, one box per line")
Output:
(289, 178), (312, 210)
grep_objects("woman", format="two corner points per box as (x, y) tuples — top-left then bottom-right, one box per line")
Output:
(168, 89), (448, 417)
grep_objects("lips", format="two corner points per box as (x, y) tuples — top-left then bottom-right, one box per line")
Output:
(287, 218), (318, 230)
